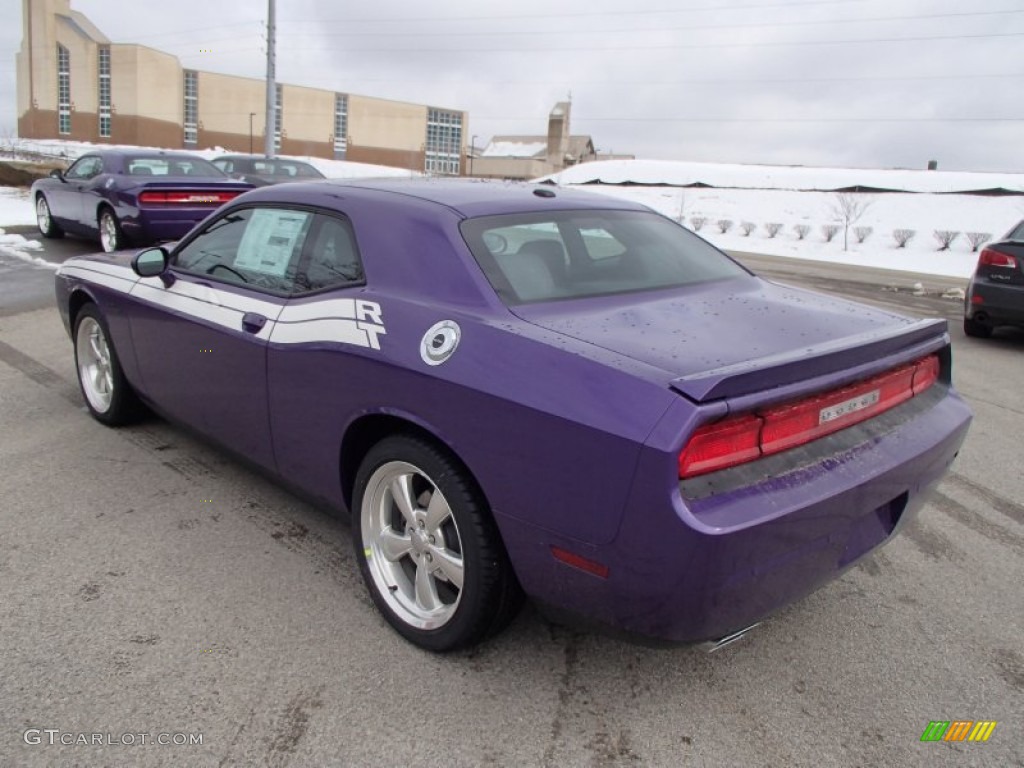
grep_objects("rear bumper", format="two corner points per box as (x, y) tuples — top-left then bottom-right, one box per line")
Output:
(966, 279), (1024, 327)
(121, 207), (222, 244)
(498, 387), (971, 645)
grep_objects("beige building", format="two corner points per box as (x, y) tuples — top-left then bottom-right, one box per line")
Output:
(473, 102), (599, 180)
(16, 0), (467, 174)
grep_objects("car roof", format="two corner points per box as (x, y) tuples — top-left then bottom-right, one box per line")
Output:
(236, 178), (653, 219)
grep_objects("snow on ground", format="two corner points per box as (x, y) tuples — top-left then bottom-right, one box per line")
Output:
(2, 138), (418, 180)
(571, 184), (1023, 279)
(543, 158), (1024, 195)
(0, 187), (38, 227)
(0, 228), (52, 270)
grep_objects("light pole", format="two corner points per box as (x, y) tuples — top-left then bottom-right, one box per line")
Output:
(249, 112), (256, 154)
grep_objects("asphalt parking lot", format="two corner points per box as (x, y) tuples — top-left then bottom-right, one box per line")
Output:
(0, 235), (1022, 767)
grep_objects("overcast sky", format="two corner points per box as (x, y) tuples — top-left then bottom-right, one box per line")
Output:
(2, 0), (1021, 171)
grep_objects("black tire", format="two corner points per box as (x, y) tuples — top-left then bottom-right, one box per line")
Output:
(73, 304), (143, 426)
(98, 207), (126, 253)
(963, 317), (992, 339)
(353, 435), (523, 652)
(35, 194), (64, 239)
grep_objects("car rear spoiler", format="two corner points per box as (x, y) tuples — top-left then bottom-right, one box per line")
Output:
(669, 318), (949, 403)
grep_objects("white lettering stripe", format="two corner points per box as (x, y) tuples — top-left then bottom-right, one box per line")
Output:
(269, 318), (376, 348)
(279, 298), (356, 323)
(59, 264), (137, 291)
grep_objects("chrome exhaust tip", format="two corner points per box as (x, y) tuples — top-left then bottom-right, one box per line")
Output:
(699, 622), (761, 653)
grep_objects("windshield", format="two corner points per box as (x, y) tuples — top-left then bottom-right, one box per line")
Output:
(461, 209), (749, 304)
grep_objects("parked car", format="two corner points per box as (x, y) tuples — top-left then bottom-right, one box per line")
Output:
(211, 154), (326, 186)
(31, 150), (252, 253)
(964, 220), (1024, 338)
(54, 180), (971, 652)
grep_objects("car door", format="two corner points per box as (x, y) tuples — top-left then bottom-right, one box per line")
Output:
(265, 210), (381, 504)
(127, 205), (314, 472)
(51, 155), (103, 232)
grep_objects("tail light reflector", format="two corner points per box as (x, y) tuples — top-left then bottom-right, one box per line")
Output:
(551, 546), (609, 579)
(679, 355), (941, 479)
(978, 247), (1018, 269)
(139, 190), (241, 205)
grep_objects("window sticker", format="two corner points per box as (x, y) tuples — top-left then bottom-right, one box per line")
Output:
(235, 209), (310, 277)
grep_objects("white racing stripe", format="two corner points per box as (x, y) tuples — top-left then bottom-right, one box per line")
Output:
(60, 257), (387, 350)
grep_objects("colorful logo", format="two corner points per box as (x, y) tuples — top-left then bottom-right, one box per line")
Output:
(920, 721), (997, 743)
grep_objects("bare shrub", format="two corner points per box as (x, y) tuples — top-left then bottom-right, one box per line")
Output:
(740, 221), (756, 236)
(933, 230), (960, 251)
(830, 193), (873, 251)
(764, 222), (783, 238)
(822, 224), (840, 242)
(717, 219), (733, 234)
(793, 224), (810, 240)
(854, 226), (873, 243)
(893, 229), (915, 248)
(965, 232), (991, 252)
(689, 216), (707, 232)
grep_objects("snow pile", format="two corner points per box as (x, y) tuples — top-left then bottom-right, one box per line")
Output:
(0, 228), (54, 270)
(574, 185), (1021, 278)
(482, 141), (547, 159)
(1, 139), (419, 180)
(542, 159), (1024, 195)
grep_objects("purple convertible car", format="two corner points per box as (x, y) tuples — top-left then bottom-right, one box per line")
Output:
(54, 180), (971, 651)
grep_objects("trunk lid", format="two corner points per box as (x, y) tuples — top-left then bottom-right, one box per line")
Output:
(512, 277), (948, 403)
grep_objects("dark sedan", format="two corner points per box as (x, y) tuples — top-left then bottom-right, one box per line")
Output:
(31, 150), (252, 253)
(964, 220), (1024, 338)
(54, 180), (970, 652)
(211, 154), (325, 186)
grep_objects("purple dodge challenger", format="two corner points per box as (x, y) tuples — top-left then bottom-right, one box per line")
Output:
(32, 150), (252, 253)
(55, 179), (971, 651)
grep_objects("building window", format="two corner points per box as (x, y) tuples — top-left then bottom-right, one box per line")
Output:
(425, 108), (462, 176)
(98, 47), (111, 138)
(183, 70), (198, 145)
(57, 45), (71, 135)
(274, 84), (283, 151)
(333, 94), (348, 160)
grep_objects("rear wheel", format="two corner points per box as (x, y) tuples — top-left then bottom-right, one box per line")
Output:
(36, 195), (63, 238)
(353, 435), (522, 651)
(99, 208), (126, 253)
(963, 317), (992, 338)
(74, 304), (142, 425)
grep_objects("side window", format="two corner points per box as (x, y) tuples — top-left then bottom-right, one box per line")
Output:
(174, 207), (313, 294)
(579, 226), (627, 260)
(66, 156), (102, 180)
(296, 214), (364, 292)
(213, 160), (231, 173)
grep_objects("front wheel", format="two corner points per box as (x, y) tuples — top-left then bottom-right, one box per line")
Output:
(353, 435), (522, 651)
(74, 304), (142, 425)
(36, 195), (64, 238)
(98, 208), (126, 253)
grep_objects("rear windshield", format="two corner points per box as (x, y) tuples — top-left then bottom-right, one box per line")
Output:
(126, 156), (225, 177)
(460, 210), (748, 304)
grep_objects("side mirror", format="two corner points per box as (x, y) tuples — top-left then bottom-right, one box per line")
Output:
(48, 168), (65, 181)
(132, 247), (170, 278)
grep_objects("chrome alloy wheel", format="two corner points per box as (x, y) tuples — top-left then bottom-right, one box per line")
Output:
(76, 316), (115, 413)
(361, 461), (465, 630)
(36, 196), (52, 233)
(99, 211), (118, 252)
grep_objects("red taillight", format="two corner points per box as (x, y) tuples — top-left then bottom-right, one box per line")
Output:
(139, 190), (241, 205)
(679, 355), (941, 479)
(678, 414), (762, 478)
(978, 247), (1018, 269)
